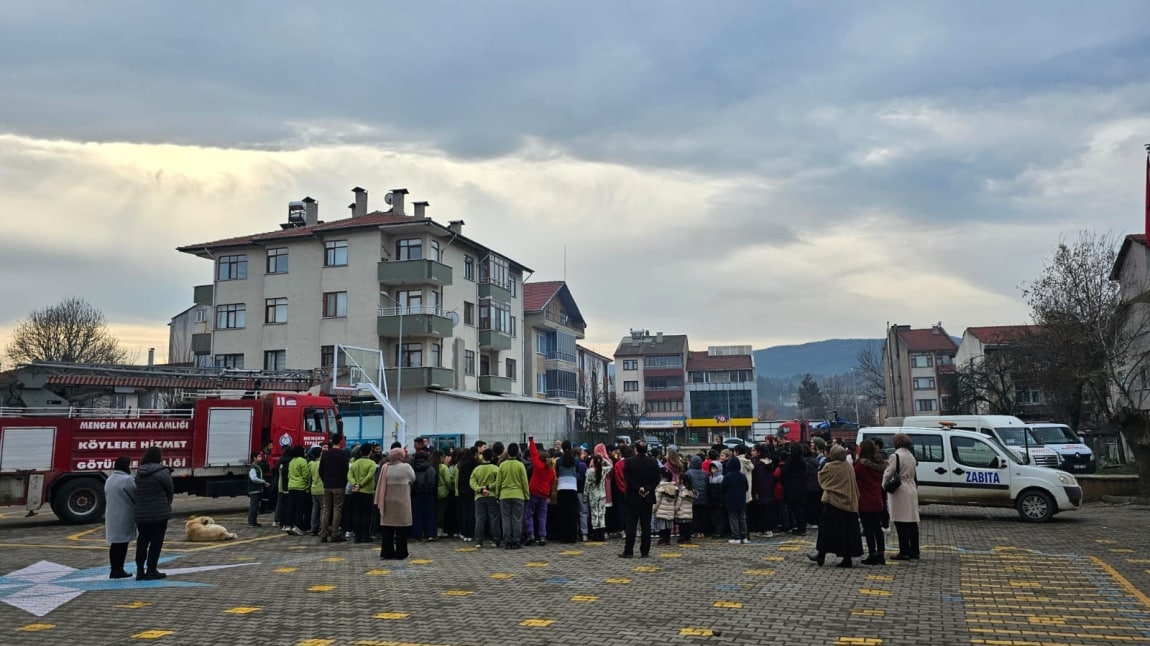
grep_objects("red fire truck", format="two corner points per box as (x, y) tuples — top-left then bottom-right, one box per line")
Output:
(0, 392), (339, 524)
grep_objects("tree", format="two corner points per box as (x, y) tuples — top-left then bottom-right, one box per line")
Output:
(951, 347), (1027, 415)
(855, 342), (887, 403)
(796, 374), (826, 419)
(5, 298), (129, 365)
(1023, 231), (1150, 493)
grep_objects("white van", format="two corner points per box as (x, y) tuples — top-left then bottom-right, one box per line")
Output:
(894, 415), (1060, 468)
(857, 426), (1082, 522)
(1027, 422), (1095, 474)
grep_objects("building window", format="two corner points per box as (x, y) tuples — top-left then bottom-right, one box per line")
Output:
(465, 350), (476, 376)
(398, 342), (422, 368)
(510, 316), (517, 338)
(324, 240), (348, 267)
(217, 254), (247, 281)
(266, 248), (288, 274)
(323, 291), (347, 318)
(914, 398), (937, 412)
(536, 333), (548, 355)
(464, 302), (474, 326)
(509, 274), (517, 297)
(320, 345), (335, 368)
(265, 297), (287, 324)
(215, 353), (244, 369)
(479, 300), (511, 333)
(215, 304), (246, 329)
(397, 238), (422, 261)
(479, 255), (510, 290)
(264, 350), (286, 371)
(194, 308), (207, 323)
(537, 373), (547, 394)
(622, 359), (638, 371)
(429, 240), (441, 263)
(937, 354), (954, 366)
(1016, 385), (1042, 405)
(912, 377), (935, 390)
(506, 358), (517, 381)
(623, 381), (639, 392)
(430, 343), (441, 368)
(911, 354), (933, 368)
(643, 355), (683, 369)
(464, 255), (474, 281)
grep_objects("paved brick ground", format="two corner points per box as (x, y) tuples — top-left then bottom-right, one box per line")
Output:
(1, 499), (1149, 645)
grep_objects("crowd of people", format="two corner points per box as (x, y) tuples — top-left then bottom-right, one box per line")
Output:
(246, 431), (922, 566)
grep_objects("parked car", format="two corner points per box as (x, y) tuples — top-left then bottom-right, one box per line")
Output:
(644, 436), (664, 452)
(722, 437), (747, 451)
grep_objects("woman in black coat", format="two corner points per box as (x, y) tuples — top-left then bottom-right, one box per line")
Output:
(135, 446), (174, 580)
(780, 442), (808, 535)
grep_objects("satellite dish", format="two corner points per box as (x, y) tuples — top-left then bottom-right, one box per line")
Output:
(446, 311), (460, 327)
(384, 192), (394, 206)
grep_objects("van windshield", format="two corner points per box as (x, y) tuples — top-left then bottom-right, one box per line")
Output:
(1028, 425), (1080, 444)
(995, 427), (1038, 447)
(987, 437), (1025, 464)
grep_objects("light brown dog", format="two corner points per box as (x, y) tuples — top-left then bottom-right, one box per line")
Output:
(184, 516), (237, 541)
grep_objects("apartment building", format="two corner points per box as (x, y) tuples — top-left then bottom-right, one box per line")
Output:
(522, 281), (586, 403)
(883, 323), (958, 418)
(685, 346), (757, 444)
(171, 186), (567, 446)
(955, 325), (1044, 415)
(614, 330), (689, 441)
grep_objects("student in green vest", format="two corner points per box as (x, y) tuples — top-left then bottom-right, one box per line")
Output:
(496, 442), (529, 549)
(348, 444), (379, 543)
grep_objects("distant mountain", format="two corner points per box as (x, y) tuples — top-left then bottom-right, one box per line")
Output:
(753, 339), (881, 378)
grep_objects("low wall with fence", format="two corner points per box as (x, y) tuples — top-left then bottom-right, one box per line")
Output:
(1076, 474), (1140, 502)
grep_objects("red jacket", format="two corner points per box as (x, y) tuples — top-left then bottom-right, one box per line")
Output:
(853, 460), (885, 513)
(528, 442), (555, 499)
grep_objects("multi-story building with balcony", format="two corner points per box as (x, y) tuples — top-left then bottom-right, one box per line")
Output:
(614, 330), (689, 442)
(171, 186), (569, 446)
(523, 281), (587, 404)
(955, 325), (1046, 416)
(883, 323), (958, 419)
(685, 346), (757, 444)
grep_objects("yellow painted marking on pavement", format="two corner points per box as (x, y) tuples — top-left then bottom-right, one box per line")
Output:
(1127, 559), (1150, 564)
(519, 618), (554, 627)
(66, 526), (103, 541)
(859, 589), (892, 597)
(560, 550), (582, 555)
(297, 640), (335, 646)
(714, 601), (743, 609)
(570, 595), (598, 602)
(275, 567), (298, 573)
(17, 623), (55, 632)
(408, 559), (433, 565)
(1096, 539), (1119, 544)
(866, 575), (893, 582)
(777, 546), (801, 552)
(762, 556), (784, 561)
(678, 543), (700, 548)
(525, 561), (549, 567)
(851, 609), (885, 617)
(321, 557), (344, 562)
(374, 612), (410, 620)
(605, 577), (632, 584)
(366, 569), (391, 576)
(744, 569), (774, 575)
(659, 552), (682, 558)
(117, 601), (153, 609)
(224, 607), (261, 614)
(633, 565), (659, 572)
(1110, 548), (1135, 553)
(132, 630), (174, 639)
(443, 589), (474, 596)
(455, 547), (477, 552)
(1091, 556), (1150, 611)
(834, 639), (882, 645)
(1009, 581), (1041, 588)
(490, 573), (514, 579)
(308, 585), (336, 592)
(680, 628), (713, 637)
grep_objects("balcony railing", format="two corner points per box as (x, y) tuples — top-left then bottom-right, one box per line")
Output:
(543, 350), (577, 364)
(546, 388), (578, 400)
(644, 385), (684, 392)
(377, 306), (455, 338)
(378, 305), (446, 317)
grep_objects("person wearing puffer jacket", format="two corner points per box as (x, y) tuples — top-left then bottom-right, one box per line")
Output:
(653, 469), (678, 546)
(134, 446), (174, 581)
(721, 455), (749, 544)
(684, 454), (709, 537)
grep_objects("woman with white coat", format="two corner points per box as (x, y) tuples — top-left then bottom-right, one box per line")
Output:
(104, 456), (136, 579)
(883, 433), (920, 560)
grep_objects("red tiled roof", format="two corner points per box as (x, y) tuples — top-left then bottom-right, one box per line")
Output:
(686, 351), (753, 371)
(966, 325), (1037, 344)
(523, 281), (564, 312)
(177, 211), (422, 252)
(896, 327), (958, 352)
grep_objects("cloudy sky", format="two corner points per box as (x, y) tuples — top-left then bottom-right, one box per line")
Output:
(2, 1), (1149, 364)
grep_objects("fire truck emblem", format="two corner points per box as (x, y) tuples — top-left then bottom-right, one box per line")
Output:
(279, 433), (292, 446)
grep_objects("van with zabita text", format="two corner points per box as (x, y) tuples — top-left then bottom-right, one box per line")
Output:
(857, 426), (1082, 523)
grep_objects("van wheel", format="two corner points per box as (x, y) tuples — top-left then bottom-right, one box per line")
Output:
(55, 478), (106, 525)
(1016, 490), (1055, 523)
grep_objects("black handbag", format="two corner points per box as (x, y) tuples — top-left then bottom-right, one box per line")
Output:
(884, 454), (902, 494)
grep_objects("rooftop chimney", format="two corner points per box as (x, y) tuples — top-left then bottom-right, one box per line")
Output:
(413, 200), (429, 218)
(448, 219), (464, 235)
(302, 197), (318, 227)
(353, 187), (368, 218)
(147, 348), (155, 366)
(656, 332), (664, 343)
(386, 188), (409, 216)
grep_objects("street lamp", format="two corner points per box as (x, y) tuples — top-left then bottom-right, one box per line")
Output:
(850, 368), (861, 423)
(380, 290), (403, 426)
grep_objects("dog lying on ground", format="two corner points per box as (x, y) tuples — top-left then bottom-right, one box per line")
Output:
(184, 516), (237, 541)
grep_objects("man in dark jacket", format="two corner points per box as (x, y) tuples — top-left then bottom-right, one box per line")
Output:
(318, 432), (350, 543)
(134, 446), (174, 580)
(620, 441), (661, 558)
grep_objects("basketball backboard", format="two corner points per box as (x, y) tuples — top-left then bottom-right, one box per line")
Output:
(332, 344), (386, 395)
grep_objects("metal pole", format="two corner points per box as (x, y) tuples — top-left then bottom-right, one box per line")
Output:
(852, 369), (860, 423)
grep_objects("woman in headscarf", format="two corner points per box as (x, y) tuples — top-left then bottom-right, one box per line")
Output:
(104, 456), (136, 579)
(375, 447), (416, 560)
(590, 444), (615, 538)
(807, 445), (864, 568)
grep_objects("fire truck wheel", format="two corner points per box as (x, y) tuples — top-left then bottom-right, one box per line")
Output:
(55, 478), (106, 525)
